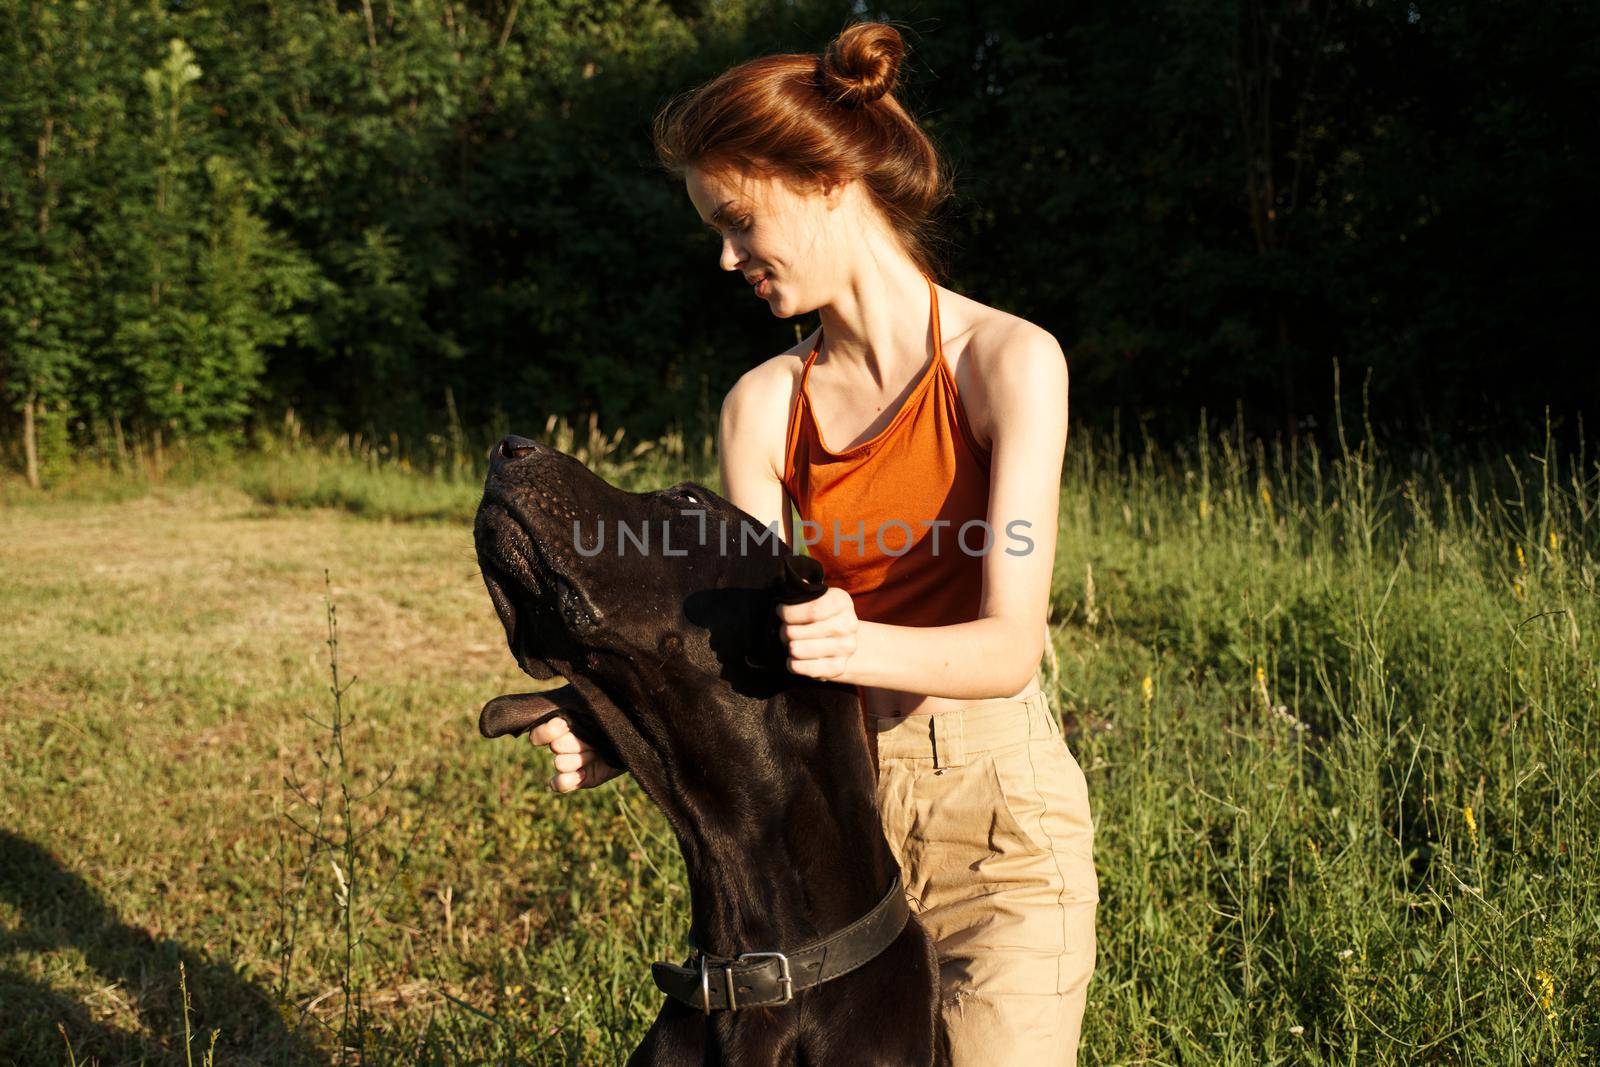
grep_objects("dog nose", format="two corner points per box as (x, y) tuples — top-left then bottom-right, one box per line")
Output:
(490, 434), (541, 473)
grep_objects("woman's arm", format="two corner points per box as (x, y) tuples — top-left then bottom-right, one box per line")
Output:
(718, 358), (799, 545)
(780, 330), (1069, 700)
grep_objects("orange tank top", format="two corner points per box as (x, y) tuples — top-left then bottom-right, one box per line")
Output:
(781, 273), (993, 627)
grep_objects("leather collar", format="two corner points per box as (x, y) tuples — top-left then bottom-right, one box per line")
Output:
(650, 874), (910, 1013)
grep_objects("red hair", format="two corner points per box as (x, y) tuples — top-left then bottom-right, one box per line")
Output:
(651, 21), (954, 279)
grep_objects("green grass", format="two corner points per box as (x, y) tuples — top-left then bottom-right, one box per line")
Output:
(1, 409), (1596, 1064)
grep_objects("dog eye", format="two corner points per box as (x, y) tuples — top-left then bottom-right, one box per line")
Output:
(673, 486), (703, 506)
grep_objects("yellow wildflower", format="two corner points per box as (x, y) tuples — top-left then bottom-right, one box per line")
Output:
(1141, 675), (1154, 705)
(1463, 804), (1478, 849)
(1516, 544), (1527, 571)
(1536, 968), (1555, 1021)
(1260, 487), (1273, 508)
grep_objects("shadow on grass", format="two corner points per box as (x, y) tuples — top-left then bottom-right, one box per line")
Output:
(0, 830), (327, 1066)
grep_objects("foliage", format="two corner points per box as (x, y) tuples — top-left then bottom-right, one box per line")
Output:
(2, 0), (1594, 470)
(0, 7), (320, 460)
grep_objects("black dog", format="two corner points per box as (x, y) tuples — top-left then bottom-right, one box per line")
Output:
(474, 434), (949, 1066)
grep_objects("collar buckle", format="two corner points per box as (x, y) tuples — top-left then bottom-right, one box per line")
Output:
(735, 951), (793, 1008)
(697, 952), (713, 1014)
(658, 876), (905, 1015)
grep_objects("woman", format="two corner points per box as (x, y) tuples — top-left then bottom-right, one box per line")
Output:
(526, 21), (1097, 1065)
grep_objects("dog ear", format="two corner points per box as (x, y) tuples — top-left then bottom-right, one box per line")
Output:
(741, 554), (829, 673)
(777, 553), (827, 605)
(479, 686), (591, 739)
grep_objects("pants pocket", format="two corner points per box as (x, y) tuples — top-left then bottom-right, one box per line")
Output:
(908, 738), (1099, 999)
(987, 738), (1098, 904)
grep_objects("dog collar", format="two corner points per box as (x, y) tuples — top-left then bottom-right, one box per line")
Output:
(650, 873), (910, 1013)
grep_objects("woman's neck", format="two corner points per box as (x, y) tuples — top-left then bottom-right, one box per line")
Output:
(815, 259), (935, 384)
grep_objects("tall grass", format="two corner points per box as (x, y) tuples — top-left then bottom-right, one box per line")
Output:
(1, 390), (1594, 1063)
(272, 573), (423, 1064)
(1057, 391), (1597, 1061)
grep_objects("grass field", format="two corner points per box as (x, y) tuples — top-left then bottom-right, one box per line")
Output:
(2, 412), (1596, 1065)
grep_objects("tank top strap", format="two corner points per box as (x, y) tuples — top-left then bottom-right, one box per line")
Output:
(925, 272), (964, 403)
(797, 331), (821, 393)
(784, 335), (820, 490)
(925, 274), (989, 461)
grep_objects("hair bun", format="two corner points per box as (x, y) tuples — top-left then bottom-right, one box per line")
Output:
(818, 22), (905, 108)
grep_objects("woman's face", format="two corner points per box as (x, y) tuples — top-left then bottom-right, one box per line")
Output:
(685, 164), (846, 319)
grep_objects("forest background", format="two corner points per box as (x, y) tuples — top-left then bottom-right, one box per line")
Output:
(4, 0), (1594, 483)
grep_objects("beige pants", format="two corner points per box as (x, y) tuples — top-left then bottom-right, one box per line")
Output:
(873, 692), (1098, 1066)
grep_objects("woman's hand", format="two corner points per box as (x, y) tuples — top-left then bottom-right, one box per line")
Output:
(778, 586), (861, 680)
(526, 716), (624, 793)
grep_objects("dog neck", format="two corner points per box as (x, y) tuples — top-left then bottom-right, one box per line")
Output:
(572, 673), (899, 961)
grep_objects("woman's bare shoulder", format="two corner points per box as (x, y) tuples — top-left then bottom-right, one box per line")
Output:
(719, 329), (821, 477)
(723, 331), (816, 422)
(941, 290), (1065, 448)
(950, 293), (1061, 369)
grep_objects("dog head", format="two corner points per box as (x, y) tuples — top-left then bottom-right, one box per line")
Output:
(473, 434), (832, 780)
